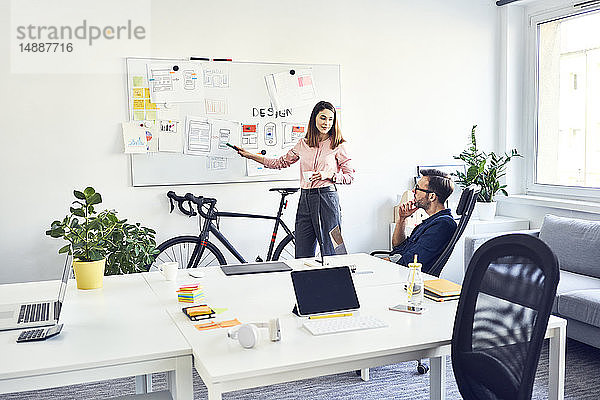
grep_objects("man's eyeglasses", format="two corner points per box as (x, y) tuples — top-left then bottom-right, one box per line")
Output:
(414, 184), (435, 195)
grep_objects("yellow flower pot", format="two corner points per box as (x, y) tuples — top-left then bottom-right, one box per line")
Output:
(73, 259), (105, 290)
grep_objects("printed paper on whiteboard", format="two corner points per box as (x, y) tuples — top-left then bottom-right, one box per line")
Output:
(265, 68), (316, 111)
(185, 116), (211, 156)
(122, 122), (148, 154)
(184, 117), (241, 158)
(158, 120), (183, 152)
(147, 62), (205, 103)
(246, 148), (282, 177)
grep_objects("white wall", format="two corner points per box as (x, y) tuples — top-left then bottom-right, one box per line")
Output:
(0, 0), (499, 283)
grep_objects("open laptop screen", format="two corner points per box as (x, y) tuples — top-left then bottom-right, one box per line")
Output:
(291, 266), (360, 316)
(54, 254), (72, 321)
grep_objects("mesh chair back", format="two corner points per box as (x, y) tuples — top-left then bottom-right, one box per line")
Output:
(424, 184), (480, 277)
(451, 234), (559, 400)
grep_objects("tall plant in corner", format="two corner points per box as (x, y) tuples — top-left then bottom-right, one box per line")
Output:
(453, 125), (522, 203)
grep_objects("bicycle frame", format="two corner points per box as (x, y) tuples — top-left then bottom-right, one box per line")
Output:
(195, 192), (295, 264)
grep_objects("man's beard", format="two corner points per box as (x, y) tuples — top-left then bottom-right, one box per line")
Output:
(415, 197), (431, 210)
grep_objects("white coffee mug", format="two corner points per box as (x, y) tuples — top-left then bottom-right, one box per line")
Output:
(159, 262), (178, 281)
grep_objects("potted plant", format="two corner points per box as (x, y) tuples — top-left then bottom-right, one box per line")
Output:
(46, 187), (159, 289)
(453, 125), (522, 220)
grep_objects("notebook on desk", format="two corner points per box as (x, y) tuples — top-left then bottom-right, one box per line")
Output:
(0, 255), (71, 331)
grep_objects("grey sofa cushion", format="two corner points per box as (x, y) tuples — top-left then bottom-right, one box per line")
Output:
(553, 270), (600, 312)
(539, 214), (600, 278)
(558, 290), (600, 327)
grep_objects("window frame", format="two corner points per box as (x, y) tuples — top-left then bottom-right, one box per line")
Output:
(525, 3), (600, 201)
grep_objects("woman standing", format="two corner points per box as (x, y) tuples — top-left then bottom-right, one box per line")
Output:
(236, 100), (354, 258)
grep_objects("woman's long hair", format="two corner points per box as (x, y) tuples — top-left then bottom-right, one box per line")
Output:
(305, 100), (345, 149)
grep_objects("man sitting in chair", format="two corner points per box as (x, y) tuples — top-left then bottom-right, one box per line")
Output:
(389, 169), (457, 272)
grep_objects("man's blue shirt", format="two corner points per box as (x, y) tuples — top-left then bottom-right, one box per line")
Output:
(391, 209), (457, 273)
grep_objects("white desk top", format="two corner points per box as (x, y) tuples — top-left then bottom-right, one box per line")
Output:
(0, 274), (191, 382)
(142, 254), (458, 384)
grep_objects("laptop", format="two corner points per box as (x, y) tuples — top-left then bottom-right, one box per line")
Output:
(221, 261), (291, 276)
(291, 266), (360, 316)
(0, 255), (72, 331)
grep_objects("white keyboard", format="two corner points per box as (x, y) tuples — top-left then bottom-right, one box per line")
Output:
(303, 315), (387, 336)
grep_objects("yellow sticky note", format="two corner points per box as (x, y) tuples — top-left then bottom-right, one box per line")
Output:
(133, 110), (145, 120)
(133, 99), (145, 110)
(145, 110), (157, 121)
(144, 88), (150, 98)
(132, 76), (144, 87)
(145, 100), (157, 110)
(133, 88), (144, 98)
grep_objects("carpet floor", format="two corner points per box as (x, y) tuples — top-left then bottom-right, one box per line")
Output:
(2, 338), (599, 399)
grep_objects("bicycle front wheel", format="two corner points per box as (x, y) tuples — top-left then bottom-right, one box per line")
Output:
(151, 236), (226, 269)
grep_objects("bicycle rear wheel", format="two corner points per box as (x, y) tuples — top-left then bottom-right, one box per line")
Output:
(151, 236), (226, 269)
(272, 232), (322, 261)
(272, 233), (295, 261)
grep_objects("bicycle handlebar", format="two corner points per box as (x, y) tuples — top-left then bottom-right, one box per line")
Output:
(166, 191), (218, 220)
(166, 191), (196, 217)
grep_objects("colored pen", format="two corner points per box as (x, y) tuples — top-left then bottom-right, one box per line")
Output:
(213, 58), (232, 61)
(309, 313), (353, 320)
(225, 142), (240, 151)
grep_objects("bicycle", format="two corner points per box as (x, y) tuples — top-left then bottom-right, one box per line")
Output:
(150, 188), (299, 269)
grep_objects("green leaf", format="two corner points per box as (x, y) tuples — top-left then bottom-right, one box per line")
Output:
(73, 190), (85, 200)
(88, 193), (102, 206)
(83, 187), (96, 197)
(70, 207), (85, 217)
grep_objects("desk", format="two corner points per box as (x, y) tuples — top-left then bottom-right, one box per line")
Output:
(143, 253), (566, 400)
(0, 274), (193, 399)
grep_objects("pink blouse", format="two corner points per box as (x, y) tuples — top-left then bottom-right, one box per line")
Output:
(263, 138), (354, 189)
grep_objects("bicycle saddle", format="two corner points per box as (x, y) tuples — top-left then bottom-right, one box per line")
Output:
(269, 188), (299, 194)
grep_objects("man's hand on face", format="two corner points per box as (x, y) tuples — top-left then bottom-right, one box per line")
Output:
(397, 200), (419, 219)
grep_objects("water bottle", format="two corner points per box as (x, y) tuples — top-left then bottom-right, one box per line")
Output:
(406, 254), (424, 307)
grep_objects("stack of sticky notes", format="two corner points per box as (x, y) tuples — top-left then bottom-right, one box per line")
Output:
(177, 284), (204, 303)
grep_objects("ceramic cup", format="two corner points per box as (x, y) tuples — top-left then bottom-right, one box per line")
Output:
(159, 262), (178, 281)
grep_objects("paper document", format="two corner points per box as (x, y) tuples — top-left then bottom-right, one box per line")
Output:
(122, 122), (148, 154)
(265, 68), (317, 111)
(147, 62), (205, 103)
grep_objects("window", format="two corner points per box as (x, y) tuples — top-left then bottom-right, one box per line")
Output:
(531, 7), (600, 198)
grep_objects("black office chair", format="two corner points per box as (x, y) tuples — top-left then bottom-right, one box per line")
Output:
(451, 234), (559, 400)
(371, 184), (480, 277)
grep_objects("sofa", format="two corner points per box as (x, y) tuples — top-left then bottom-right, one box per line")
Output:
(464, 214), (600, 349)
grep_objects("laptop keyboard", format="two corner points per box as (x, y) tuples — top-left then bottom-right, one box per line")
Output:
(303, 315), (387, 336)
(18, 302), (51, 324)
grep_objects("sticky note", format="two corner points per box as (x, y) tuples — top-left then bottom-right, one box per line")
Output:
(145, 100), (157, 110)
(145, 110), (157, 121)
(144, 88), (151, 98)
(133, 99), (145, 110)
(218, 319), (241, 328)
(132, 76), (144, 87)
(133, 110), (145, 120)
(195, 321), (218, 331)
(133, 88), (144, 98)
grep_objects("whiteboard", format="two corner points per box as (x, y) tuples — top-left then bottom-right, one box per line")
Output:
(126, 58), (341, 187)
